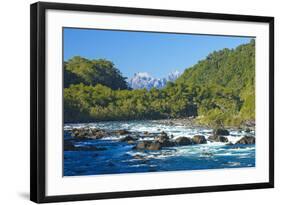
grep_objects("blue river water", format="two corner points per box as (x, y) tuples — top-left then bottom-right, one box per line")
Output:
(63, 120), (255, 176)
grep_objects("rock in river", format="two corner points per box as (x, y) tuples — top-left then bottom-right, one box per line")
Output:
(208, 135), (228, 143)
(235, 136), (255, 144)
(71, 128), (88, 138)
(155, 133), (169, 143)
(160, 140), (175, 147)
(175, 137), (193, 146)
(192, 135), (207, 144)
(134, 141), (148, 150)
(71, 127), (108, 139)
(148, 142), (162, 150)
(113, 129), (130, 135)
(120, 135), (136, 142)
(90, 129), (108, 139)
(213, 128), (230, 136)
(134, 141), (162, 150)
(155, 133), (176, 147)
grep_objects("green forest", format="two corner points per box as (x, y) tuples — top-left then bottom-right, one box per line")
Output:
(64, 39), (255, 127)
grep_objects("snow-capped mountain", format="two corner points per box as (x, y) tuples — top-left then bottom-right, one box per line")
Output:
(167, 70), (181, 82)
(128, 71), (181, 90)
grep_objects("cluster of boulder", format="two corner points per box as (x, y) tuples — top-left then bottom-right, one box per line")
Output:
(126, 131), (208, 151)
(71, 127), (131, 139)
(208, 128), (229, 143)
(68, 127), (255, 152)
(235, 136), (255, 144)
(207, 128), (255, 145)
(71, 127), (108, 139)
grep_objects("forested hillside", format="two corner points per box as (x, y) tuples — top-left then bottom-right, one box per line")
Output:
(175, 39), (255, 126)
(64, 57), (129, 90)
(64, 40), (255, 127)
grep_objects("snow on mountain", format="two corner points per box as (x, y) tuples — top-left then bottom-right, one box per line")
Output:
(128, 71), (181, 90)
(167, 70), (181, 82)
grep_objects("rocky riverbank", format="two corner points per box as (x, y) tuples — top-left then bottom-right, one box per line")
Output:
(65, 126), (255, 152)
(153, 117), (255, 130)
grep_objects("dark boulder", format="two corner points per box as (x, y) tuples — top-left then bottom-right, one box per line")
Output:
(71, 128), (88, 138)
(90, 128), (101, 134)
(226, 142), (234, 146)
(120, 135), (136, 142)
(213, 128), (230, 136)
(160, 140), (176, 147)
(192, 135), (207, 144)
(134, 141), (151, 150)
(235, 136), (255, 144)
(71, 127), (108, 139)
(201, 152), (214, 157)
(155, 133), (176, 147)
(148, 142), (162, 150)
(71, 128), (79, 137)
(127, 140), (136, 144)
(208, 135), (228, 143)
(90, 129), (108, 139)
(134, 141), (162, 150)
(114, 129), (130, 135)
(155, 134), (170, 143)
(159, 131), (168, 137)
(175, 137), (193, 146)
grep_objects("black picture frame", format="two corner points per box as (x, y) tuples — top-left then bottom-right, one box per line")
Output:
(30, 1), (274, 203)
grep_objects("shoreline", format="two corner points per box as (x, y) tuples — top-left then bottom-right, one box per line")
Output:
(64, 117), (255, 132)
(152, 117), (255, 131)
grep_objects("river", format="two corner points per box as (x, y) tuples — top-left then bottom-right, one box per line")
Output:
(64, 120), (255, 176)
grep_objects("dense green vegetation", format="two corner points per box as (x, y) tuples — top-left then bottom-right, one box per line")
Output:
(64, 40), (255, 127)
(64, 57), (129, 90)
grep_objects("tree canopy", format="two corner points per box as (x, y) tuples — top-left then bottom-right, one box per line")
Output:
(64, 56), (129, 90)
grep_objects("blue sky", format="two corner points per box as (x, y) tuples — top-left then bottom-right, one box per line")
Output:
(64, 28), (253, 78)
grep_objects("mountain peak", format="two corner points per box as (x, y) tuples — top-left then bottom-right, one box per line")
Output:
(134, 72), (150, 78)
(167, 70), (181, 81)
(128, 71), (181, 90)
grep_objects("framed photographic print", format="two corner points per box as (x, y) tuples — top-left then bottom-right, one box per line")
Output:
(30, 1), (274, 203)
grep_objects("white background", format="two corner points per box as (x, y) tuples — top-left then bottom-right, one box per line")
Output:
(46, 9), (269, 196)
(0, 0), (279, 204)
